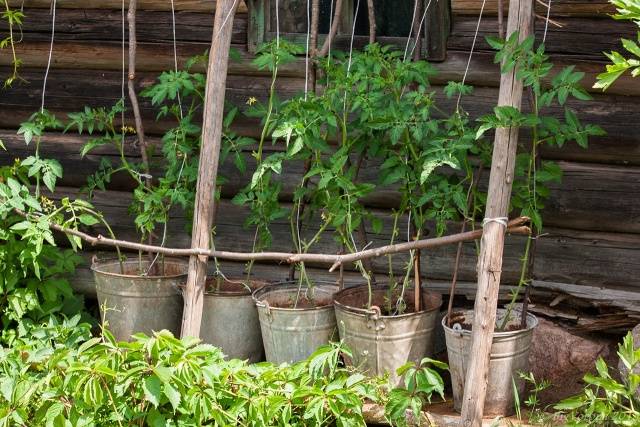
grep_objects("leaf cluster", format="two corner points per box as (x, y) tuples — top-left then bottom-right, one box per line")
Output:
(385, 358), (448, 426)
(594, 0), (640, 90)
(0, 319), (385, 427)
(554, 332), (640, 426)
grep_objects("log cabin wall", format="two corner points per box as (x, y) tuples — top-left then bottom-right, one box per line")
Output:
(1, 0), (639, 323)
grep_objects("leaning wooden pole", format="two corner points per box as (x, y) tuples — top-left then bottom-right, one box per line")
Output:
(459, 1), (534, 426)
(181, 0), (240, 338)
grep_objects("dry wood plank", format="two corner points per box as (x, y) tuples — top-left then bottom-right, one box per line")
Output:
(532, 280), (640, 313)
(8, 0), (247, 13)
(1, 8), (247, 45)
(452, 0), (614, 17)
(461, 0), (534, 423)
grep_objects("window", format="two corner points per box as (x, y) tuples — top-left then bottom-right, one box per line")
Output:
(247, 0), (451, 61)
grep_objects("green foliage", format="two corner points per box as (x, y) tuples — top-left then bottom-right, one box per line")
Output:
(555, 332), (640, 426)
(0, 319), (385, 427)
(512, 371), (553, 425)
(385, 358), (448, 426)
(594, 0), (640, 90)
(0, 112), (100, 342)
(1, 0), (25, 87)
(481, 35), (605, 330)
(236, 43), (485, 303)
(233, 40), (304, 256)
(66, 54), (251, 240)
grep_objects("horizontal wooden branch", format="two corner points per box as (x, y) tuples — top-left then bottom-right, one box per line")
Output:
(327, 217), (530, 272)
(15, 208), (529, 268)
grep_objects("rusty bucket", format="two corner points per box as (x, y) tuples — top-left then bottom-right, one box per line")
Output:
(92, 258), (187, 341)
(253, 282), (339, 364)
(200, 278), (265, 363)
(443, 309), (538, 416)
(333, 285), (443, 385)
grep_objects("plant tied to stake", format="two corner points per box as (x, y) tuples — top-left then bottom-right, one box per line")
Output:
(476, 33), (606, 330)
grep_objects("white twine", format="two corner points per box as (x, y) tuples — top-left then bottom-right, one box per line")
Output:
(403, 0), (420, 61)
(543, 0), (552, 43)
(407, 0), (436, 61)
(346, 0), (361, 76)
(41, 0), (57, 113)
(212, 0), (241, 46)
(456, 0), (486, 110)
(482, 217), (509, 228)
(121, 0), (126, 137)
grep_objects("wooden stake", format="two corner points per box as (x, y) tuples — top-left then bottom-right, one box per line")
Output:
(459, 1), (534, 425)
(366, 0), (376, 45)
(180, 0), (240, 338)
(126, 0), (150, 185)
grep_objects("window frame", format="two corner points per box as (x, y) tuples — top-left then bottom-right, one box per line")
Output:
(246, 0), (451, 61)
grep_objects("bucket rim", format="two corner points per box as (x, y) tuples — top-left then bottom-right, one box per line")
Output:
(441, 309), (539, 337)
(333, 284), (443, 319)
(253, 282), (339, 311)
(205, 277), (267, 297)
(91, 258), (189, 279)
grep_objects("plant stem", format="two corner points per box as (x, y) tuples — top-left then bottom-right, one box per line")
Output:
(499, 231), (532, 330)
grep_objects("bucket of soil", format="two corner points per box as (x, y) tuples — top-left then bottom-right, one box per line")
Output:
(200, 278), (265, 363)
(443, 308), (538, 416)
(253, 281), (339, 364)
(333, 285), (443, 385)
(92, 258), (188, 341)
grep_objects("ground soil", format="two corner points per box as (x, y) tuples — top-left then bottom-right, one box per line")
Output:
(267, 293), (331, 309)
(335, 286), (442, 316)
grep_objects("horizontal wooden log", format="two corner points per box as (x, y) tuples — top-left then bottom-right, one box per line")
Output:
(1, 68), (638, 166)
(1, 8), (247, 45)
(7, 0), (247, 13)
(451, 0), (614, 17)
(34, 186), (640, 292)
(448, 16), (637, 60)
(5, 41), (637, 97)
(4, 129), (638, 234)
(5, 41), (307, 76)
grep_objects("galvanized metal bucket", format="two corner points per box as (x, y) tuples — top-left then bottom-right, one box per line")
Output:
(200, 278), (265, 363)
(253, 282), (339, 364)
(443, 309), (538, 416)
(92, 258), (187, 341)
(333, 285), (443, 385)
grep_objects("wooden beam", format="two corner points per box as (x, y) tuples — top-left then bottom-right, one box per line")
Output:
(7, 0), (248, 13)
(181, 0), (240, 338)
(451, 0), (613, 17)
(460, 0), (534, 425)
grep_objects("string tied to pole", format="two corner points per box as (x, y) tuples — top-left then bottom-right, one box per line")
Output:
(481, 217), (509, 228)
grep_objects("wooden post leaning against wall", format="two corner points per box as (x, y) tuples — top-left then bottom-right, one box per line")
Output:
(181, 0), (240, 338)
(459, 0), (534, 426)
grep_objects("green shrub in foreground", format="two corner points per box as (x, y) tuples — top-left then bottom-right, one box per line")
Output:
(0, 316), (447, 427)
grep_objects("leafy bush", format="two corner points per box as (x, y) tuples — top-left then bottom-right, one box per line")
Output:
(554, 332), (640, 426)
(0, 314), (442, 427)
(0, 112), (94, 344)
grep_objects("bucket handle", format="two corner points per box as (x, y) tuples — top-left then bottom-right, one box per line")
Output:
(256, 299), (273, 322)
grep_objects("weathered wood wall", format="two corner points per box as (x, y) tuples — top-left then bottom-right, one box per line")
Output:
(1, 0), (639, 306)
